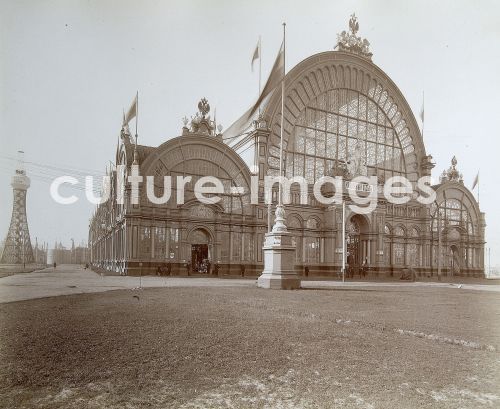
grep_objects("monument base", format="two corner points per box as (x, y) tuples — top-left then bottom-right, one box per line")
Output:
(257, 230), (301, 290)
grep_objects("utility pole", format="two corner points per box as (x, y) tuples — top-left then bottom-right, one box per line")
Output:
(437, 210), (441, 281)
(342, 201), (346, 283)
(488, 247), (491, 278)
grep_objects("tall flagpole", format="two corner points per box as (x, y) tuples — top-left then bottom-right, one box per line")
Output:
(421, 90), (425, 139)
(258, 37), (266, 225)
(133, 91), (138, 165)
(478, 170), (480, 206)
(438, 208), (442, 280)
(342, 201), (346, 282)
(135, 91), (139, 145)
(255, 36), (262, 178)
(257, 21), (300, 290)
(258, 36), (262, 114)
(278, 23), (285, 208)
(269, 22), (287, 234)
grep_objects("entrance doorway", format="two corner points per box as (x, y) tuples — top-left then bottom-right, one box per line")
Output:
(191, 244), (209, 273)
(450, 245), (460, 275)
(346, 214), (369, 277)
(189, 228), (211, 274)
(347, 219), (360, 275)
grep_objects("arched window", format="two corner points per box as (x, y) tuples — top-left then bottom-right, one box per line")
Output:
(347, 219), (361, 235)
(306, 218), (320, 229)
(393, 225), (405, 265)
(273, 88), (409, 183)
(431, 199), (473, 235)
(288, 215), (302, 229)
(394, 226), (405, 237)
(407, 227), (420, 267)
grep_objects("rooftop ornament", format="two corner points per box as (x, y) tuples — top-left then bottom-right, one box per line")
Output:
(184, 98), (215, 136)
(440, 156), (463, 184)
(198, 97), (210, 118)
(336, 13), (373, 60)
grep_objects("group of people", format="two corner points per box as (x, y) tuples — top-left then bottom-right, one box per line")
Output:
(344, 256), (369, 278)
(179, 259), (219, 275)
(196, 259), (211, 274)
(156, 263), (172, 276)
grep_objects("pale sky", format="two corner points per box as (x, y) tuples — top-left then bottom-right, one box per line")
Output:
(1, 0), (499, 266)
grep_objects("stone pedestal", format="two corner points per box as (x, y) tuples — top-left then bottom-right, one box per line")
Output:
(257, 205), (301, 290)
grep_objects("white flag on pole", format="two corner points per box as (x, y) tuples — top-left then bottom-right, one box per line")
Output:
(251, 39), (260, 72)
(124, 94), (138, 125)
(471, 172), (479, 190)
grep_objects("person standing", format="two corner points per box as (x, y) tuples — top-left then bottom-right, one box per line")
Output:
(362, 257), (368, 278)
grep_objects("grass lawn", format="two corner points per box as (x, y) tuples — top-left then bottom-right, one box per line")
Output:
(1, 285), (499, 408)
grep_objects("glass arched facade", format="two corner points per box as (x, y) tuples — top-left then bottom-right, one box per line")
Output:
(430, 198), (474, 235)
(267, 85), (417, 184)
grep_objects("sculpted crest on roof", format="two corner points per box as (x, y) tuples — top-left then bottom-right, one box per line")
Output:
(336, 13), (373, 60)
(440, 156), (464, 184)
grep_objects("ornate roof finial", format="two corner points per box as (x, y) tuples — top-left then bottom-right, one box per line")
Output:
(198, 97), (210, 118)
(336, 13), (373, 60)
(441, 156), (462, 184)
(186, 98), (215, 136)
(349, 13), (359, 35)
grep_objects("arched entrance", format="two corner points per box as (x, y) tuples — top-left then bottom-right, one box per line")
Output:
(346, 218), (360, 272)
(346, 215), (369, 275)
(450, 245), (460, 275)
(189, 228), (211, 273)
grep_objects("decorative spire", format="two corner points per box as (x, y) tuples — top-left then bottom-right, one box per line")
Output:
(184, 98), (215, 136)
(336, 13), (373, 60)
(440, 156), (462, 184)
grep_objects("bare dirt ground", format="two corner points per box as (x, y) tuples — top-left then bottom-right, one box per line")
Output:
(0, 264), (46, 279)
(1, 265), (499, 304)
(1, 282), (499, 408)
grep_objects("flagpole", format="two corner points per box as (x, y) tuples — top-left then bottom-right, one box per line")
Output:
(254, 36), (261, 179)
(258, 36), (262, 115)
(133, 91), (138, 165)
(438, 209), (441, 281)
(478, 170), (480, 206)
(135, 91), (139, 146)
(421, 90), (425, 139)
(278, 23), (285, 208)
(342, 200), (346, 283)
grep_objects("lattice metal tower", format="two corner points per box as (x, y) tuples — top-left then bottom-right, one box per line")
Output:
(1, 151), (34, 264)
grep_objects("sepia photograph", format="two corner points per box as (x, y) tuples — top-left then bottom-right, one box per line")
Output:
(0, 1), (499, 408)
